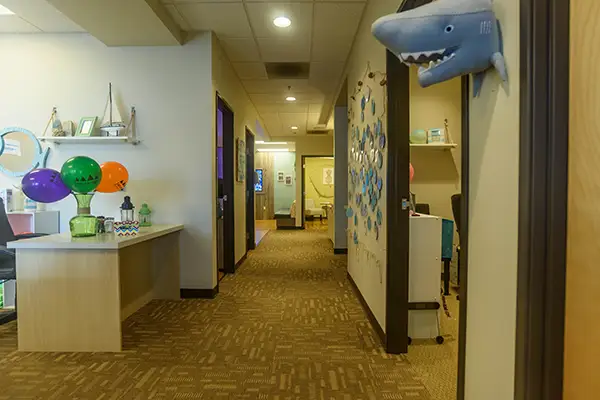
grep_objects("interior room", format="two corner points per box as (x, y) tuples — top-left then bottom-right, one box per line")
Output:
(302, 156), (334, 230)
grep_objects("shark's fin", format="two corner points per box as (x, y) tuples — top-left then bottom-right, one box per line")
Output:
(491, 52), (508, 82)
(472, 72), (485, 97)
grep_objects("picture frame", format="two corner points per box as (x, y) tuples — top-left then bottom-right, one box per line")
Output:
(285, 175), (293, 186)
(427, 128), (446, 144)
(323, 167), (334, 185)
(236, 138), (246, 182)
(75, 117), (98, 137)
(254, 168), (264, 193)
(277, 171), (284, 182)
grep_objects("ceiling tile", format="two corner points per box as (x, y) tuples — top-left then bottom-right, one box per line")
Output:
(246, 2), (312, 38)
(164, 4), (190, 30)
(309, 104), (323, 114)
(250, 93), (324, 104)
(242, 79), (319, 95)
(233, 63), (268, 80)
(311, 35), (353, 62)
(309, 62), (345, 95)
(0, 0), (84, 32)
(313, 3), (365, 38)
(306, 113), (321, 126)
(256, 104), (309, 113)
(176, 3), (252, 37)
(220, 38), (260, 62)
(257, 37), (310, 62)
(0, 16), (41, 33)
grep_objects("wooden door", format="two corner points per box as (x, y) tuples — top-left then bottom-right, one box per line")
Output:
(564, 1), (600, 397)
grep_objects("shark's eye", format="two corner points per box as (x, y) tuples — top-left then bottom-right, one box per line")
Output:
(445, 25), (455, 33)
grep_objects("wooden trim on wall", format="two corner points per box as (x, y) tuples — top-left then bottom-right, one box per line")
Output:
(515, 0), (569, 398)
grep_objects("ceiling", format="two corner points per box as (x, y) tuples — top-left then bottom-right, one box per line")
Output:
(0, 0), (365, 137)
(162, 0), (366, 137)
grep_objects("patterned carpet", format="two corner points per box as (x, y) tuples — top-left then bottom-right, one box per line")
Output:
(0, 227), (456, 399)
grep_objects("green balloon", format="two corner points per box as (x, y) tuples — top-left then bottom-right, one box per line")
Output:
(60, 156), (103, 193)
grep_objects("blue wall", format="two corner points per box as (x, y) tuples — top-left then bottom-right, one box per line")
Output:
(273, 152), (296, 212)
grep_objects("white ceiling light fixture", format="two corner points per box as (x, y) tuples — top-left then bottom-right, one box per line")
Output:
(290, 126), (298, 130)
(256, 141), (265, 144)
(285, 96), (296, 102)
(273, 16), (291, 28)
(0, 5), (15, 15)
(257, 148), (290, 152)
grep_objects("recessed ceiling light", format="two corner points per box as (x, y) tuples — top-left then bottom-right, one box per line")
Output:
(291, 126), (298, 130)
(273, 16), (291, 28)
(285, 96), (296, 102)
(0, 5), (15, 15)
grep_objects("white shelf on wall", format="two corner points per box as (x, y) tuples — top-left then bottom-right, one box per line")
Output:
(38, 136), (139, 145)
(410, 143), (457, 150)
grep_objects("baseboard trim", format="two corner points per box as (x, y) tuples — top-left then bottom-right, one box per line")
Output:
(235, 253), (247, 270)
(277, 226), (304, 230)
(334, 248), (348, 255)
(346, 272), (386, 345)
(180, 286), (219, 299)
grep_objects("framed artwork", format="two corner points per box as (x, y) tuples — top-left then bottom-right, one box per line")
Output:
(277, 171), (284, 182)
(75, 117), (97, 137)
(236, 138), (246, 182)
(427, 128), (446, 144)
(285, 175), (293, 186)
(254, 168), (263, 193)
(323, 167), (334, 185)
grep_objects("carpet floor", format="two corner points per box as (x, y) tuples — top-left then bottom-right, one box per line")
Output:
(0, 227), (457, 399)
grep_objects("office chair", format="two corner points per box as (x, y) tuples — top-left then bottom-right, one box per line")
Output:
(451, 194), (461, 300)
(0, 199), (46, 324)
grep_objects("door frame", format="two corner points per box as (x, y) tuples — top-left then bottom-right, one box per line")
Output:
(515, 0), (569, 398)
(245, 128), (256, 251)
(300, 155), (334, 228)
(217, 94), (236, 274)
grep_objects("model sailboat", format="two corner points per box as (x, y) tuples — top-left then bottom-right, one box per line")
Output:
(100, 83), (126, 137)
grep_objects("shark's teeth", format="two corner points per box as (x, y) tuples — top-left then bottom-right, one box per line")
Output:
(418, 53), (457, 75)
(400, 48), (447, 62)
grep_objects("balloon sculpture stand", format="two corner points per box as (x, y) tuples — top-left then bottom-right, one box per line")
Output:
(69, 193), (98, 237)
(21, 157), (130, 238)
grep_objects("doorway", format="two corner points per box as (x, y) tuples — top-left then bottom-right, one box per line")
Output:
(300, 155), (334, 230)
(217, 95), (235, 275)
(245, 128), (255, 252)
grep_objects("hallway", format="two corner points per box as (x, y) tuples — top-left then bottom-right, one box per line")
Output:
(0, 229), (451, 399)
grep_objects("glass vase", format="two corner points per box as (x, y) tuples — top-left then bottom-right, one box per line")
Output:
(70, 193), (98, 237)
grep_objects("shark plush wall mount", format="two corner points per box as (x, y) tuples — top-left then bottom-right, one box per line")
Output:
(371, 0), (507, 96)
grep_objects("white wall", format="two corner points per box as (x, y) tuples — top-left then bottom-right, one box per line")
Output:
(334, 106), (348, 249)
(465, 0), (520, 398)
(211, 34), (267, 264)
(343, 0), (396, 331)
(0, 33), (216, 289)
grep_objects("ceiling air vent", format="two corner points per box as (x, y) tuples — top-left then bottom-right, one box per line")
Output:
(265, 62), (310, 79)
(307, 124), (331, 135)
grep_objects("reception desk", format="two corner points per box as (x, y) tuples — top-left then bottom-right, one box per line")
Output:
(8, 224), (183, 353)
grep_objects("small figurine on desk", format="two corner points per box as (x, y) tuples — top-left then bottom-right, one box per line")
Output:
(139, 203), (152, 227)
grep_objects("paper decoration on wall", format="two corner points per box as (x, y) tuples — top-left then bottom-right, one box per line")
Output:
(371, 0), (508, 97)
(323, 167), (334, 185)
(236, 138), (245, 182)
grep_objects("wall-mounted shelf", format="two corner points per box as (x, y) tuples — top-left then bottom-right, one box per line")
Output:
(38, 136), (139, 145)
(410, 143), (457, 150)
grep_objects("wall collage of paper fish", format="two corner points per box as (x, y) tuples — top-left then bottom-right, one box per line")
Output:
(371, 0), (508, 96)
(345, 64), (387, 245)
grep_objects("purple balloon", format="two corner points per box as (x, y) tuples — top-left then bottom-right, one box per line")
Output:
(21, 168), (71, 203)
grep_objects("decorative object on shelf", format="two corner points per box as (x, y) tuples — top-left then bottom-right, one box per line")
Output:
(100, 83), (126, 137)
(104, 217), (115, 233)
(236, 138), (245, 182)
(62, 121), (74, 136)
(0, 127), (49, 177)
(410, 129), (428, 144)
(97, 216), (106, 233)
(114, 220), (139, 236)
(285, 175), (293, 186)
(21, 169), (70, 203)
(120, 196), (135, 222)
(75, 117), (98, 137)
(138, 203), (152, 227)
(371, 0), (508, 96)
(96, 161), (129, 193)
(427, 128), (446, 144)
(51, 110), (65, 137)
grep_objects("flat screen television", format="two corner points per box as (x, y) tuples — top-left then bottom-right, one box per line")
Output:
(254, 168), (263, 193)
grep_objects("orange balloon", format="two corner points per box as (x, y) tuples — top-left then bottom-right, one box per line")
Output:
(96, 162), (129, 193)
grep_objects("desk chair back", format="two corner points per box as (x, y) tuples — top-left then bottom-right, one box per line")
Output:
(451, 194), (462, 237)
(0, 199), (16, 246)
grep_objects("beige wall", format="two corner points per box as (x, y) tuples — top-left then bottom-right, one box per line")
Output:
(410, 70), (462, 223)
(303, 157), (334, 207)
(564, 0), (600, 397)
(211, 34), (267, 265)
(343, 0), (396, 330)
(465, 0), (520, 398)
